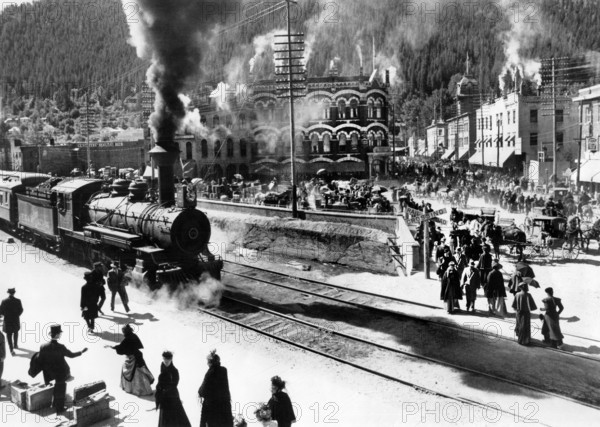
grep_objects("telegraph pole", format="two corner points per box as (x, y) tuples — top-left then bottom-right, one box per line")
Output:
(552, 56), (557, 186)
(275, 0), (305, 218)
(86, 91), (91, 174)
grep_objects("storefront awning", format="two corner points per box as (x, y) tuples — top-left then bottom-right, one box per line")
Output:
(505, 135), (516, 145)
(458, 147), (470, 160)
(572, 160), (600, 182)
(469, 149), (515, 167)
(469, 150), (483, 165)
(441, 148), (455, 160)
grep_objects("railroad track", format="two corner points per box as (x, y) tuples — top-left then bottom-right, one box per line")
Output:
(222, 260), (600, 363)
(198, 294), (598, 426)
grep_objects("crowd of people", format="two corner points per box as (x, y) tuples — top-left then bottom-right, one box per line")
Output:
(433, 231), (565, 348)
(0, 269), (296, 427)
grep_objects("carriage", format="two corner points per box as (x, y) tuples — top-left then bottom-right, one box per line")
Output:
(522, 215), (581, 260)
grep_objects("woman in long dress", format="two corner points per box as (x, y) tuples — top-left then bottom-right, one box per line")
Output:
(198, 350), (233, 427)
(109, 324), (154, 396)
(541, 287), (565, 349)
(511, 283), (537, 345)
(268, 376), (296, 427)
(155, 351), (191, 427)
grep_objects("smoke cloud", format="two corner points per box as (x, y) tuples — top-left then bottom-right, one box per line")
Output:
(122, 0), (241, 145)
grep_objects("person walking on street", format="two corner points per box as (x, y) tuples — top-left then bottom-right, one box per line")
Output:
(0, 287), (23, 356)
(90, 262), (107, 315)
(461, 261), (481, 312)
(541, 287), (565, 349)
(81, 271), (103, 333)
(155, 351), (191, 427)
(268, 376), (296, 427)
(512, 283), (538, 345)
(485, 260), (508, 317)
(108, 324), (154, 396)
(441, 261), (462, 314)
(108, 262), (130, 313)
(477, 244), (493, 284)
(198, 350), (233, 427)
(38, 324), (88, 413)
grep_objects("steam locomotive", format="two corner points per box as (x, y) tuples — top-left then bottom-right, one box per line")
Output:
(0, 168), (222, 286)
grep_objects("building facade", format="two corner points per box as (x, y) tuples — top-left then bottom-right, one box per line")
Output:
(572, 84), (600, 189)
(187, 70), (391, 181)
(471, 91), (578, 179)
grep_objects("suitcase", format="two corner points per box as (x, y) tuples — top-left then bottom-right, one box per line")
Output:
(73, 380), (106, 404)
(73, 391), (111, 427)
(9, 381), (29, 409)
(26, 384), (54, 411)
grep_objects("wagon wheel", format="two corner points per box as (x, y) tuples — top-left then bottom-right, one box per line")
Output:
(524, 244), (538, 261)
(541, 246), (554, 262)
(561, 243), (578, 260)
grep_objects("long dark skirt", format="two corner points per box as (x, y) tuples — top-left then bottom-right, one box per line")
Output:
(542, 314), (564, 343)
(158, 392), (191, 427)
(514, 311), (532, 345)
(200, 401), (233, 427)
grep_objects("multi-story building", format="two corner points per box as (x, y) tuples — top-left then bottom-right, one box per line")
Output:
(572, 84), (600, 189)
(190, 68), (391, 181)
(426, 119), (447, 157)
(471, 91), (578, 180)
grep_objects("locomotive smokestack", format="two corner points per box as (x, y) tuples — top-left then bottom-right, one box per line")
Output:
(149, 143), (179, 205)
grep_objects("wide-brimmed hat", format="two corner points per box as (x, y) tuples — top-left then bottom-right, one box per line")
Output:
(84, 271), (94, 280)
(7, 287), (16, 294)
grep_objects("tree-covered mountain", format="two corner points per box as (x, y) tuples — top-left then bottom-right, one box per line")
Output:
(1, 0), (599, 139)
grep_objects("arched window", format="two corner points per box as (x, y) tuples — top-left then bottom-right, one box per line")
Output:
(226, 115), (233, 128)
(337, 100), (346, 119)
(376, 133), (383, 147)
(240, 138), (247, 157)
(351, 133), (359, 151)
(185, 141), (192, 160)
(368, 133), (374, 147)
(367, 99), (374, 118)
(226, 138), (234, 157)
(374, 99), (382, 119)
(311, 134), (319, 153)
(323, 134), (331, 153)
(268, 102), (275, 121)
(213, 115), (220, 127)
(214, 140), (221, 157)
(339, 134), (347, 152)
(201, 139), (208, 158)
(239, 113), (246, 128)
(200, 115), (207, 126)
(350, 99), (359, 118)
(323, 99), (331, 119)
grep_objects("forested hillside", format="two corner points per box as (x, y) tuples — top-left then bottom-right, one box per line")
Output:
(1, 0), (599, 139)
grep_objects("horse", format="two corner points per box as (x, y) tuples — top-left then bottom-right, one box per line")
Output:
(502, 225), (527, 260)
(580, 219), (600, 251)
(580, 204), (595, 221)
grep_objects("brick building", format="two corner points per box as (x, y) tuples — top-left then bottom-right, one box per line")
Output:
(187, 68), (392, 181)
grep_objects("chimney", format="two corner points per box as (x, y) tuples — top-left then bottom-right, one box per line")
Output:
(360, 66), (364, 77)
(149, 141), (180, 206)
(385, 70), (390, 86)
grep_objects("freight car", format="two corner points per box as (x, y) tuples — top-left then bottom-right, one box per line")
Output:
(0, 172), (221, 286)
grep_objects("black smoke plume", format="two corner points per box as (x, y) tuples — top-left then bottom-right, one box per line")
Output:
(122, 0), (240, 146)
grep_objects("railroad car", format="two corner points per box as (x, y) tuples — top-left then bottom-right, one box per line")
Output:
(0, 172), (221, 286)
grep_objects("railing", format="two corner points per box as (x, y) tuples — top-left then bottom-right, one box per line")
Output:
(387, 236), (406, 276)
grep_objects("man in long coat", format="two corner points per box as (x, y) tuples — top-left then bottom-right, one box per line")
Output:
(0, 331), (5, 388)
(81, 271), (103, 333)
(89, 262), (107, 315)
(441, 261), (462, 314)
(0, 287), (23, 356)
(461, 261), (481, 312)
(512, 283), (537, 345)
(38, 324), (87, 412)
(485, 260), (507, 316)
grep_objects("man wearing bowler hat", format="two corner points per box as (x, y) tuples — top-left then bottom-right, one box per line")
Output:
(38, 324), (88, 412)
(0, 287), (23, 356)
